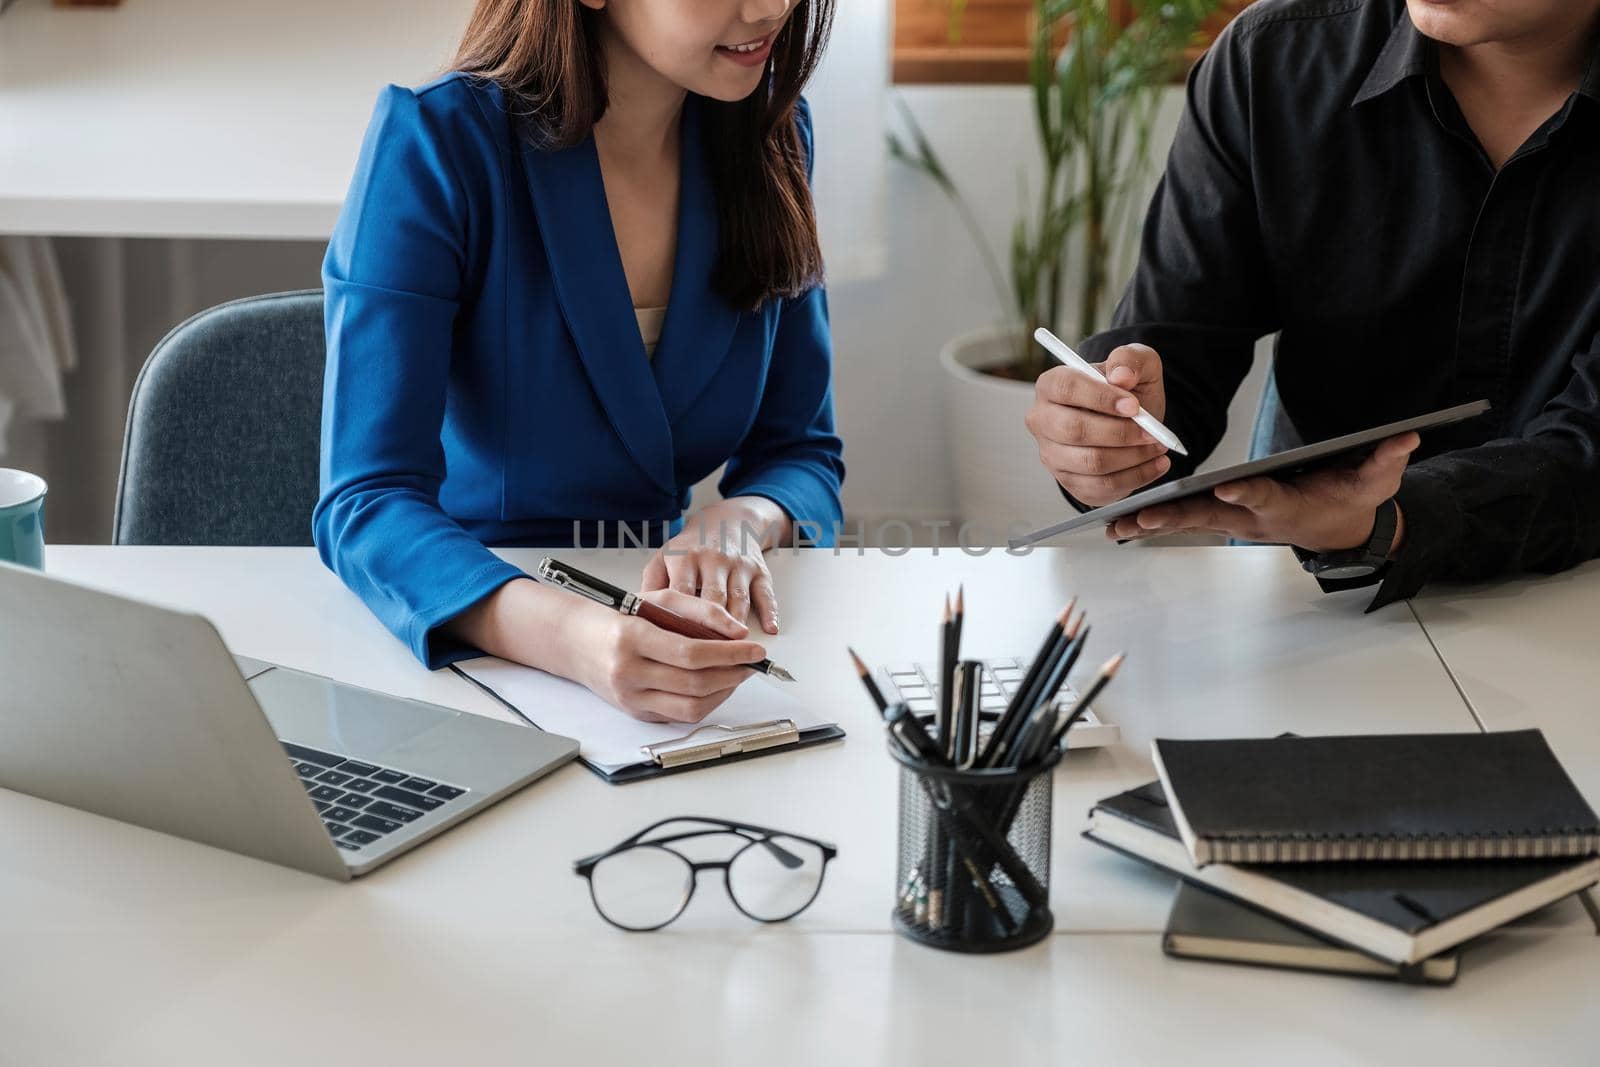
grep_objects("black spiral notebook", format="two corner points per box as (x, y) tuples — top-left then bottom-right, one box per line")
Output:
(1151, 730), (1600, 866)
(1163, 883), (1460, 985)
(1086, 780), (1600, 966)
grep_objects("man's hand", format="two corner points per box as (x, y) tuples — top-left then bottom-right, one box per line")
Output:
(1105, 431), (1420, 554)
(1026, 343), (1172, 506)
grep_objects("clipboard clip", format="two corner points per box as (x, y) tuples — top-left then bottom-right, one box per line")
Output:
(641, 719), (801, 769)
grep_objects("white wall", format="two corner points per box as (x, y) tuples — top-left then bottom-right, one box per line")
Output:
(828, 86), (1269, 535)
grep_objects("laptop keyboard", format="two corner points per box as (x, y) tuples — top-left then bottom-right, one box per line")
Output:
(879, 656), (1120, 750)
(282, 741), (468, 852)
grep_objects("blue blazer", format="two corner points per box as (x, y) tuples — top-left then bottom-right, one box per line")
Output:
(314, 74), (845, 669)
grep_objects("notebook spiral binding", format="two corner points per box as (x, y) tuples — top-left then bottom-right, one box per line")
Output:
(1206, 831), (1600, 865)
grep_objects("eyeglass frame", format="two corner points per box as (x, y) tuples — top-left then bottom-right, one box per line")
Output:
(573, 815), (840, 932)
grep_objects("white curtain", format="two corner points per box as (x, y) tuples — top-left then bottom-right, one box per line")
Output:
(3, 238), (324, 544)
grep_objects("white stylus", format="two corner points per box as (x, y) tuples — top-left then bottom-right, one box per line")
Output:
(1033, 327), (1189, 456)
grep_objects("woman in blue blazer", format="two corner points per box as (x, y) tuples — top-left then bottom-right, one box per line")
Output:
(314, 0), (844, 723)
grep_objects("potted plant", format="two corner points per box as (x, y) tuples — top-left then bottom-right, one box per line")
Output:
(891, 0), (1224, 531)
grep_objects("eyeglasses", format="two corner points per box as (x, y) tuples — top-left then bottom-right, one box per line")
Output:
(573, 816), (839, 932)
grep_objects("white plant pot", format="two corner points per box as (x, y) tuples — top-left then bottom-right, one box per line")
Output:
(939, 325), (1075, 542)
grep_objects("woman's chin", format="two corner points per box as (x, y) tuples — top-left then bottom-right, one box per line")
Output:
(691, 67), (770, 104)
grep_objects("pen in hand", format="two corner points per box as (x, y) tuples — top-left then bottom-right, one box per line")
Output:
(1033, 327), (1189, 456)
(536, 557), (796, 682)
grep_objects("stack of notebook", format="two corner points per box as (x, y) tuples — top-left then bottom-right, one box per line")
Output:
(1085, 730), (1600, 985)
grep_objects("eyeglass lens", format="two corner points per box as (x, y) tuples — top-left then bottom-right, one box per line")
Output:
(588, 844), (694, 931)
(728, 834), (828, 922)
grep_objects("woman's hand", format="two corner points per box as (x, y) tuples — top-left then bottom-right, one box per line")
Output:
(447, 580), (768, 724)
(571, 588), (768, 723)
(642, 496), (790, 635)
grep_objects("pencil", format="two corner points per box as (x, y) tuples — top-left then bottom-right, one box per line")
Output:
(953, 660), (982, 768)
(937, 593), (955, 755)
(1009, 623), (1093, 768)
(978, 598), (1073, 767)
(847, 646), (889, 715)
(1045, 652), (1125, 751)
(986, 609), (1081, 768)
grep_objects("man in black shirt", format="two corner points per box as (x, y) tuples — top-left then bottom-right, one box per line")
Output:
(1025, 0), (1600, 606)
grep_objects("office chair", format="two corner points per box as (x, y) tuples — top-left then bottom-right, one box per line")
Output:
(114, 289), (325, 545)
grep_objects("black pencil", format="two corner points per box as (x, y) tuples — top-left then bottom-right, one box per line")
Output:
(937, 593), (955, 754)
(953, 660), (982, 768)
(1008, 623), (1093, 768)
(985, 609), (1080, 768)
(1037, 622), (1092, 714)
(1044, 652), (1125, 751)
(978, 598), (1073, 767)
(848, 646), (888, 715)
(953, 584), (966, 655)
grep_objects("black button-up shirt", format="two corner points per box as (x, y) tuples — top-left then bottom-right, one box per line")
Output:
(1082, 0), (1600, 607)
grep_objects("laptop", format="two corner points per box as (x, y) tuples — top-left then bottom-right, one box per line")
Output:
(0, 562), (578, 880)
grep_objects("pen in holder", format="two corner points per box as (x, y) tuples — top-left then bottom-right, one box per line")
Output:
(853, 587), (1125, 953)
(890, 742), (1058, 953)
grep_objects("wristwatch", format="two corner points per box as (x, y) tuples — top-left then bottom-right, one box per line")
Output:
(1293, 498), (1398, 580)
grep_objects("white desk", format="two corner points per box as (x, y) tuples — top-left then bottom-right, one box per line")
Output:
(2, 546), (1594, 1065)
(0, 0), (472, 239)
(1412, 561), (1600, 804)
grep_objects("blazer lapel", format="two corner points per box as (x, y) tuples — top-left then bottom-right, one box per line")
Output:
(651, 97), (742, 425)
(522, 136), (677, 495)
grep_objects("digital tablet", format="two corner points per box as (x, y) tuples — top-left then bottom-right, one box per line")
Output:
(1008, 399), (1491, 549)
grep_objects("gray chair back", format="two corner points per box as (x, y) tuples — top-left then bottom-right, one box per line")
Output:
(114, 289), (325, 546)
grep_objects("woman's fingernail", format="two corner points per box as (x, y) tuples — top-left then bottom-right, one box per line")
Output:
(1156, 457), (1171, 473)
(1116, 397), (1139, 416)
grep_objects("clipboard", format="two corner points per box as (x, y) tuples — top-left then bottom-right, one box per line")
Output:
(1010, 399), (1491, 549)
(451, 659), (845, 785)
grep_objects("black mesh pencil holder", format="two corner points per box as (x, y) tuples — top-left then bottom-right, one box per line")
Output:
(890, 743), (1058, 953)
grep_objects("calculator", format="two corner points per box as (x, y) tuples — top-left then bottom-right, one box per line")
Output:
(876, 656), (1120, 750)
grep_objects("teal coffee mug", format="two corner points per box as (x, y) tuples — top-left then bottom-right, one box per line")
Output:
(0, 468), (47, 569)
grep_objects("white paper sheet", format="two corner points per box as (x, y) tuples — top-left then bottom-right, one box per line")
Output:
(455, 656), (834, 774)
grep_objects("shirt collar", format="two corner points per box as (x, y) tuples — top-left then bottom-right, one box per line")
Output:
(1580, 32), (1600, 102)
(1351, 12), (1429, 107)
(1354, 10), (1600, 107)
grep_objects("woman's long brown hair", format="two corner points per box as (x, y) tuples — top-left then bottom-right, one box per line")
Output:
(453, 1), (834, 311)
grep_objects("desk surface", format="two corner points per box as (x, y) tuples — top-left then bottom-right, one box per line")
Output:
(0, 0), (470, 239)
(1412, 561), (1600, 804)
(4, 546), (1595, 1064)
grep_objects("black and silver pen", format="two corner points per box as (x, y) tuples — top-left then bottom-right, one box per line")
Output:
(535, 557), (795, 682)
